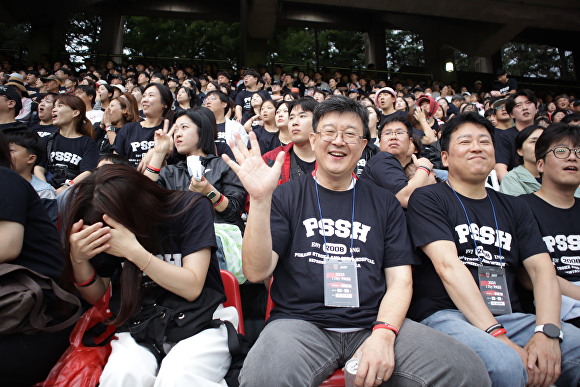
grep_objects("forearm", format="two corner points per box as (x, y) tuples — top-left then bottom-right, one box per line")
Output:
(558, 276), (580, 300)
(395, 169), (431, 208)
(494, 163), (508, 181)
(235, 106), (242, 121)
(376, 268), (413, 329)
(34, 166), (46, 182)
(242, 196), (276, 281)
(533, 270), (562, 326)
(143, 152), (166, 182)
(71, 259), (109, 304)
(418, 120), (437, 144)
(126, 245), (207, 302)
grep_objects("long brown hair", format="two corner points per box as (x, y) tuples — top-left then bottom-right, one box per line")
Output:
(116, 92), (140, 124)
(55, 94), (95, 139)
(62, 164), (203, 326)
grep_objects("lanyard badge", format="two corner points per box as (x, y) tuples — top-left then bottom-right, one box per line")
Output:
(314, 174), (360, 308)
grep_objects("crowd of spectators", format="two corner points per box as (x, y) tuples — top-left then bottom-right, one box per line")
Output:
(1, 57), (580, 386)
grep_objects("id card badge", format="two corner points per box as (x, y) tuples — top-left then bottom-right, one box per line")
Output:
(324, 257), (359, 308)
(478, 266), (512, 316)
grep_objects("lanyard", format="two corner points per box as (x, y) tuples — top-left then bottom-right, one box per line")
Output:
(447, 182), (504, 267)
(313, 173), (356, 259)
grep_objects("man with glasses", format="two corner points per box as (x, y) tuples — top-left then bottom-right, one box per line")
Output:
(521, 123), (580, 329)
(234, 69), (269, 124)
(407, 112), (580, 386)
(361, 116), (436, 208)
(491, 98), (513, 130)
(494, 89), (538, 181)
(226, 96), (490, 386)
(204, 90), (248, 148)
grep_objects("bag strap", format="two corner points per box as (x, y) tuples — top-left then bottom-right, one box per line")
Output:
(0, 263), (82, 332)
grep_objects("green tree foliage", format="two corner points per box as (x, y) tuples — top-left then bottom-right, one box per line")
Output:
(65, 12), (101, 63)
(502, 42), (575, 80)
(267, 27), (365, 70)
(385, 30), (425, 72)
(123, 17), (240, 63)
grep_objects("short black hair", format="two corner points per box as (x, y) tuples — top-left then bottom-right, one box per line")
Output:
(378, 115), (413, 139)
(76, 85), (96, 103)
(5, 131), (43, 163)
(174, 107), (217, 156)
(206, 90), (230, 114)
(98, 153), (132, 166)
(144, 83), (174, 117)
(535, 122), (580, 161)
(289, 97), (318, 116)
(505, 89), (537, 115)
(562, 114), (580, 125)
(312, 95), (369, 139)
(440, 112), (495, 153)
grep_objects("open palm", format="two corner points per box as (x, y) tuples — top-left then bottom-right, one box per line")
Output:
(222, 132), (284, 199)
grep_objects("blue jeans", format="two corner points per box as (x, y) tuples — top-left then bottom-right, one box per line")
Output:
(240, 318), (490, 387)
(421, 310), (580, 387)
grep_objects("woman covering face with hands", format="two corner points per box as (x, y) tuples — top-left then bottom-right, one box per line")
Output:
(64, 164), (238, 386)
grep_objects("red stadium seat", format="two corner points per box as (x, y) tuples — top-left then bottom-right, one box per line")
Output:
(220, 269), (245, 335)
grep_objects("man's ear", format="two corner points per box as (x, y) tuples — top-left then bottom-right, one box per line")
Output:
(441, 150), (449, 167)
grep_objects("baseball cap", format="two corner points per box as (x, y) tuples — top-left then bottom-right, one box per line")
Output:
(374, 87), (397, 106)
(41, 74), (63, 85)
(0, 85), (23, 114)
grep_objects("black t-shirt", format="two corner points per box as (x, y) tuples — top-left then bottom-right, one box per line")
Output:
(216, 122), (226, 141)
(294, 154), (315, 176)
(234, 90), (270, 117)
(406, 183), (547, 321)
(252, 126), (281, 155)
(0, 167), (63, 281)
(355, 143), (379, 177)
(492, 78), (518, 95)
(28, 122), (59, 138)
(92, 192), (223, 302)
(49, 134), (99, 174)
(112, 120), (163, 167)
(0, 121), (29, 134)
(494, 126), (518, 170)
(360, 152), (407, 195)
(520, 194), (580, 282)
(269, 175), (418, 328)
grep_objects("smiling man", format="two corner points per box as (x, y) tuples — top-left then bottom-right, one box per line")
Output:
(226, 96), (490, 387)
(520, 123), (580, 329)
(407, 113), (580, 386)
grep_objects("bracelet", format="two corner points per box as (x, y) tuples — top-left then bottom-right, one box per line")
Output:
(140, 253), (153, 271)
(146, 166), (160, 174)
(485, 323), (504, 334)
(490, 328), (507, 338)
(146, 164), (161, 172)
(372, 323), (399, 336)
(74, 270), (97, 287)
(417, 166), (431, 176)
(212, 193), (225, 208)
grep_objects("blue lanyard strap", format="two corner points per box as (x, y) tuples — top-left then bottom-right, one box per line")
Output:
(447, 182), (504, 267)
(314, 175), (356, 259)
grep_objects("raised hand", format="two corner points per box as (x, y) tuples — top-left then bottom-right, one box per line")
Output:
(69, 219), (111, 264)
(153, 119), (176, 156)
(222, 131), (284, 200)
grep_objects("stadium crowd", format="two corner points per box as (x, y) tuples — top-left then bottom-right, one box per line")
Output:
(1, 58), (580, 387)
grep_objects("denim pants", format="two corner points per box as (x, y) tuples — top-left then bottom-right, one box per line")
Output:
(421, 310), (580, 387)
(239, 318), (491, 387)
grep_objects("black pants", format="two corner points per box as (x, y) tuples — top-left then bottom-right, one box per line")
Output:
(0, 327), (72, 386)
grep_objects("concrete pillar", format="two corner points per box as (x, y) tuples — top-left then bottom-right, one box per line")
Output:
(472, 56), (493, 73)
(364, 23), (386, 71)
(423, 39), (456, 84)
(98, 11), (125, 64)
(239, 0), (278, 68)
(27, 20), (66, 64)
(491, 50), (504, 73)
(571, 45), (580, 81)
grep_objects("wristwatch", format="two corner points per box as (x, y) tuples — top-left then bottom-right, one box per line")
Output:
(206, 191), (218, 201)
(534, 324), (563, 342)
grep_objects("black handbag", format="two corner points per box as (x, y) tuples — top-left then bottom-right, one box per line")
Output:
(124, 287), (225, 362)
(0, 263), (82, 335)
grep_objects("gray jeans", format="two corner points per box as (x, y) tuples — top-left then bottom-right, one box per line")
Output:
(239, 318), (491, 387)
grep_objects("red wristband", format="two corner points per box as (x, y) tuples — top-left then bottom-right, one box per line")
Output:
(417, 166), (431, 176)
(212, 193), (225, 208)
(490, 328), (507, 337)
(372, 323), (399, 336)
(146, 164), (161, 172)
(74, 270), (97, 287)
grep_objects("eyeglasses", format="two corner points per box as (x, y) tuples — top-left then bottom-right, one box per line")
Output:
(318, 129), (363, 144)
(381, 130), (408, 138)
(205, 96), (219, 102)
(494, 105), (506, 111)
(545, 146), (580, 159)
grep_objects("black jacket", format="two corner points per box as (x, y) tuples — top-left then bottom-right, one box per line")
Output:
(157, 156), (246, 231)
